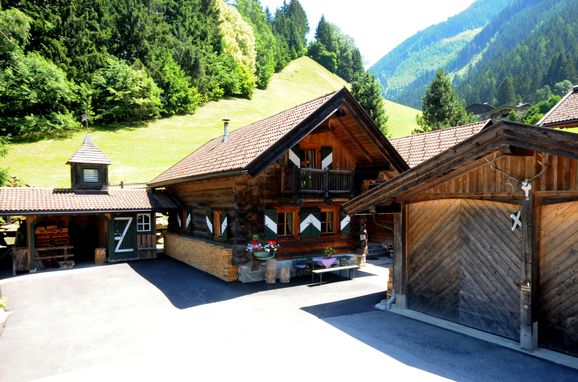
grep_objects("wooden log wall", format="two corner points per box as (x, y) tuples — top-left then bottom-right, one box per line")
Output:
(538, 201), (578, 357)
(407, 199), (522, 340)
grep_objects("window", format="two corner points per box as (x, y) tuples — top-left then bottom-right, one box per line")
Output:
(301, 149), (317, 168)
(320, 207), (338, 234)
(137, 214), (151, 232)
(277, 208), (297, 237)
(83, 168), (99, 183)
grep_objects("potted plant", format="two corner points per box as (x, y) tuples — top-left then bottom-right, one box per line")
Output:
(323, 246), (336, 258)
(247, 235), (280, 260)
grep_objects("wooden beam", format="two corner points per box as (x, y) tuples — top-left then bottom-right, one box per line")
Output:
(536, 191), (578, 205)
(333, 117), (374, 162)
(405, 192), (522, 205)
(519, 191), (537, 350)
(393, 206), (407, 308)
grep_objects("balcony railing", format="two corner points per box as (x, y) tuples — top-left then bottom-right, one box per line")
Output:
(282, 167), (354, 195)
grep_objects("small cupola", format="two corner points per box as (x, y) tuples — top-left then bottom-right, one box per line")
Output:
(67, 135), (112, 191)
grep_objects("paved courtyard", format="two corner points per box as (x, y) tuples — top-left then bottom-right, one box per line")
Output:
(0, 257), (577, 381)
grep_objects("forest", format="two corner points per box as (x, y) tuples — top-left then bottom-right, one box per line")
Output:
(0, 0), (387, 143)
(0, 0), (312, 140)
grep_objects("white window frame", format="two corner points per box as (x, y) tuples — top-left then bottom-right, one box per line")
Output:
(137, 213), (151, 232)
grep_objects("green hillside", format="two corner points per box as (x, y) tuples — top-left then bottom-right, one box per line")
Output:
(0, 57), (417, 187)
(386, 101), (420, 138)
(371, 0), (513, 107)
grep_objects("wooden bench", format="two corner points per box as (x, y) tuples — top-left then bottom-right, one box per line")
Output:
(311, 264), (359, 284)
(35, 246), (74, 270)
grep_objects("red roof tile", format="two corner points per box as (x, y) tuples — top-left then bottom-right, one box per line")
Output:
(539, 86), (578, 128)
(0, 187), (178, 215)
(390, 120), (492, 168)
(149, 91), (338, 186)
(68, 135), (112, 165)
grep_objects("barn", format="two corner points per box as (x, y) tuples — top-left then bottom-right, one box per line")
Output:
(344, 121), (578, 357)
(0, 135), (178, 271)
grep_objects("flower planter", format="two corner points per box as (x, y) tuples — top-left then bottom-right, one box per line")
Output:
(253, 251), (274, 261)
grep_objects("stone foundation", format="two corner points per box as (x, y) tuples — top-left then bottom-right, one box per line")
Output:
(164, 233), (238, 282)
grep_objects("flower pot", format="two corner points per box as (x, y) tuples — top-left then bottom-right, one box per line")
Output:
(253, 251), (274, 261)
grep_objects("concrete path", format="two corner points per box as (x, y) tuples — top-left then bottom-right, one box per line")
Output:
(0, 257), (576, 381)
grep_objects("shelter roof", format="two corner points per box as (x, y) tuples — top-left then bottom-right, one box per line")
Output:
(67, 135), (112, 165)
(539, 85), (578, 128)
(390, 120), (493, 168)
(344, 121), (578, 214)
(149, 88), (408, 187)
(0, 187), (178, 215)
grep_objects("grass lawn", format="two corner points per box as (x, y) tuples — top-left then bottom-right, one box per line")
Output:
(0, 57), (420, 187)
(386, 100), (420, 138)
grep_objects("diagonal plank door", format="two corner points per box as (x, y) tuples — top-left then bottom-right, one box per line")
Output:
(407, 200), (461, 322)
(459, 200), (521, 340)
(407, 199), (522, 340)
(539, 201), (578, 357)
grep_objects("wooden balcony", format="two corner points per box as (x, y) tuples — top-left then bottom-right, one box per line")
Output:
(282, 167), (354, 195)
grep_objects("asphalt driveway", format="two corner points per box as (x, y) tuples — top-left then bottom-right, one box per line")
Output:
(0, 257), (576, 381)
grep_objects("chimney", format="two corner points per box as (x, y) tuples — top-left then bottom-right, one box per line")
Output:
(222, 118), (230, 142)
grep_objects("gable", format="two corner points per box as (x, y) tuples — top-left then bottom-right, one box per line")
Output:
(149, 88), (408, 187)
(344, 121), (578, 214)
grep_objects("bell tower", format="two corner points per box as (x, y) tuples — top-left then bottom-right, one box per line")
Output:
(67, 135), (112, 192)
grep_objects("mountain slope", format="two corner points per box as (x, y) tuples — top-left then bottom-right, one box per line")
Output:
(370, 0), (513, 107)
(0, 57), (419, 187)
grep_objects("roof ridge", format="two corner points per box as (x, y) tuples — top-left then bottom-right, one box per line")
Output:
(390, 119), (491, 142)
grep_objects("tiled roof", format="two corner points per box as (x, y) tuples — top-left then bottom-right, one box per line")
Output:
(539, 86), (578, 127)
(390, 120), (492, 168)
(150, 91), (338, 186)
(68, 135), (112, 165)
(0, 187), (178, 215)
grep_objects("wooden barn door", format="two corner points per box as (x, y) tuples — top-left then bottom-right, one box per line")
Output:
(108, 215), (138, 262)
(539, 201), (578, 357)
(458, 200), (521, 340)
(407, 200), (461, 321)
(407, 199), (522, 340)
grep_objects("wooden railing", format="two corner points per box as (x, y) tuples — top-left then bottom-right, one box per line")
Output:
(282, 168), (354, 195)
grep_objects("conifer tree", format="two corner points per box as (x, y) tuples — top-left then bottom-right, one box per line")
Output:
(352, 72), (389, 137)
(415, 69), (473, 133)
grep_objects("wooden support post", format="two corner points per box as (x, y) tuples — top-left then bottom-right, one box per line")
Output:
(520, 192), (538, 350)
(393, 206), (407, 309)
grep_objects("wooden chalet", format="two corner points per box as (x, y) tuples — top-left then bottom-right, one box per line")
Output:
(149, 88), (408, 281)
(539, 84), (578, 129)
(344, 121), (578, 357)
(0, 135), (178, 271)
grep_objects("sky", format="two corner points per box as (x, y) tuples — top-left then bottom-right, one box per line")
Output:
(259, 0), (476, 67)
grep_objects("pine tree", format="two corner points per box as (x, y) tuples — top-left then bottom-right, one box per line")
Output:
(415, 69), (473, 133)
(352, 72), (389, 137)
(497, 75), (516, 105)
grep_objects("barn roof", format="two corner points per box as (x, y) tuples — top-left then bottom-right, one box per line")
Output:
(390, 120), (493, 168)
(149, 87), (408, 187)
(344, 121), (578, 214)
(538, 85), (578, 128)
(67, 135), (112, 165)
(0, 187), (178, 215)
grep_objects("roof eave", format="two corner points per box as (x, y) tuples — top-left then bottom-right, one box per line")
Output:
(149, 169), (247, 188)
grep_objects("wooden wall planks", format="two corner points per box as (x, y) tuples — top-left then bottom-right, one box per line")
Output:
(539, 201), (578, 357)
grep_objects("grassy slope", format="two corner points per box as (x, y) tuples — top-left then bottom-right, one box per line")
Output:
(0, 57), (418, 187)
(386, 100), (420, 138)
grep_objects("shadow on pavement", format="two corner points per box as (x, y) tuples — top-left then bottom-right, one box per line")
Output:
(129, 257), (312, 309)
(302, 296), (578, 381)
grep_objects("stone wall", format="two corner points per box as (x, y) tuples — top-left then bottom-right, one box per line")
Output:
(164, 233), (238, 282)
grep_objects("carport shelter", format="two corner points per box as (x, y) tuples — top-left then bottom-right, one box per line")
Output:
(344, 121), (578, 357)
(0, 135), (178, 270)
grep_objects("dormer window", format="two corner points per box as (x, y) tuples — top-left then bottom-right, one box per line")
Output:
(83, 168), (99, 184)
